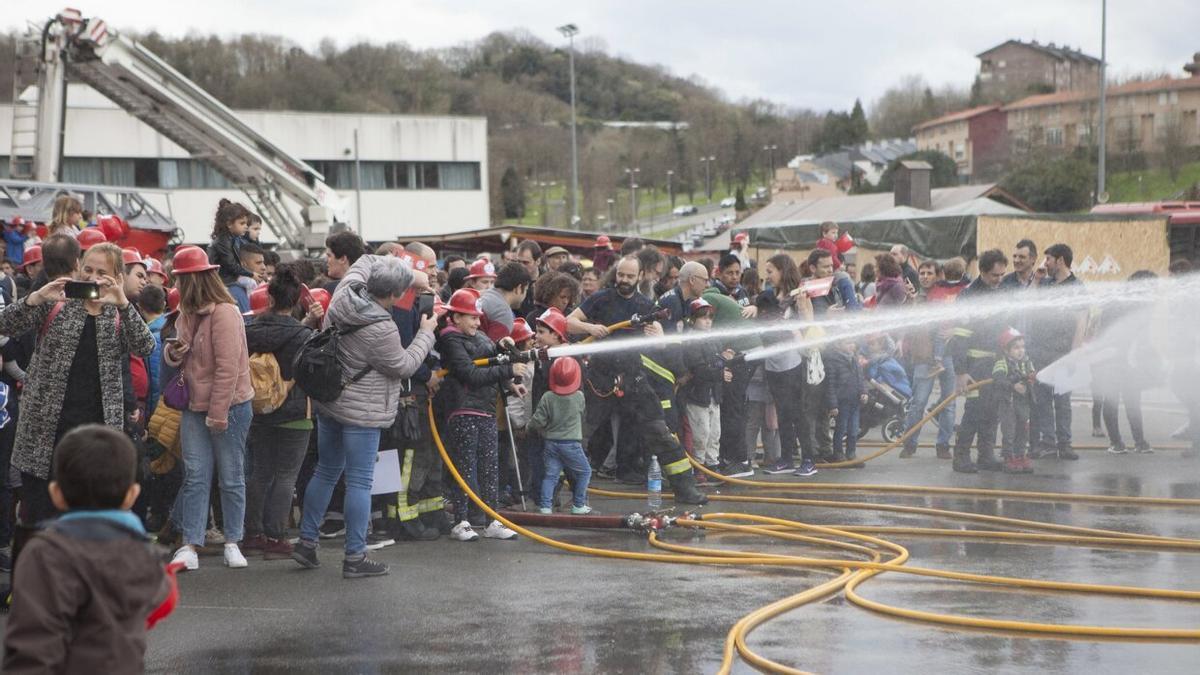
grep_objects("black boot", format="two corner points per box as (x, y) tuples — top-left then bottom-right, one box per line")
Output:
(952, 447), (977, 473)
(935, 444), (952, 459)
(419, 510), (453, 536)
(667, 471), (709, 506)
(395, 518), (440, 541)
(976, 451), (1005, 471)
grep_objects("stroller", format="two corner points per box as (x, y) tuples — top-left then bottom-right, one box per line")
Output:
(857, 357), (913, 443)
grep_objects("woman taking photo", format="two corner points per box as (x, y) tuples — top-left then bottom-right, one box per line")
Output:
(164, 246), (255, 572)
(292, 255), (436, 579)
(756, 254), (818, 477)
(0, 241), (154, 566)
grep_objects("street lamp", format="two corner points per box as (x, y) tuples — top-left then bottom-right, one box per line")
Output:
(699, 156), (716, 201)
(558, 23), (581, 226)
(624, 167), (640, 228)
(1096, 0), (1108, 203)
(666, 169), (675, 209)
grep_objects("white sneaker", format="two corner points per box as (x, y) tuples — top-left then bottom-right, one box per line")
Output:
(205, 527), (225, 545)
(172, 545), (199, 571)
(224, 543), (248, 568)
(482, 520), (518, 540)
(450, 520), (479, 542)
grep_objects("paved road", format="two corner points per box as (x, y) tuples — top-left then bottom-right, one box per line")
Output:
(3, 392), (1197, 673)
(626, 203), (733, 240)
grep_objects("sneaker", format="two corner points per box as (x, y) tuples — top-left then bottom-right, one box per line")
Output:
(261, 538), (294, 560)
(450, 520), (480, 542)
(1018, 456), (1035, 473)
(977, 456), (1005, 472)
(482, 520), (518, 540)
(318, 519), (346, 539)
(538, 507), (553, 514)
(365, 531), (396, 551)
(936, 444), (952, 459)
(1092, 426), (1107, 438)
(720, 462), (755, 479)
(793, 459), (818, 477)
(1003, 457), (1022, 473)
(763, 461), (795, 475)
(205, 527), (225, 546)
(570, 505), (595, 515)
(291, 541), (321, 569)
(1133, 443), (1154, 454)
(342, 555), (389, 579)
(898, 446), (917, 459)
(223, 543), (248, 569)
(171, 545), (199, 571)
(1058, 447), (1080, 461)
(1029, 443), (1056, 460)
(1106, 445), (1129, 455)
(241, 534), (267, 552)
(594, 466), (615, 479)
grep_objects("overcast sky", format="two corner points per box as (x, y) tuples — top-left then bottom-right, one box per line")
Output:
(9, 1), (1198, 112)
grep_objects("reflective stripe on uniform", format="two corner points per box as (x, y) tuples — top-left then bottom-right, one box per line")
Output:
(396, 449), (419, 521)
(661, 399), (672, 409)
(416, 497), (444, 514)
(967, 349), (995, 358)
(640, 355), (675, 384)
(953, 327), (973, 337)
(663, 457), (691, 475)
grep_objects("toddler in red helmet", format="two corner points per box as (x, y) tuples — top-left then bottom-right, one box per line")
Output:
(527, 354), (592, 515)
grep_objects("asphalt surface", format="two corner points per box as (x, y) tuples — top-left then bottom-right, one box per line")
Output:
(4, 391), (1199, 673)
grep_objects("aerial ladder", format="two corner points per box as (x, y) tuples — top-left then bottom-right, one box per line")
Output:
(8, 8), (345, 250)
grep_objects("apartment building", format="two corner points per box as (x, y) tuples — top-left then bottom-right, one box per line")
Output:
(913, 105), (1008, 180)
(977, 39), (1101, 101)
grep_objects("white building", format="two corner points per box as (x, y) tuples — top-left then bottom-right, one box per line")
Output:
(1, 84), (489, 244)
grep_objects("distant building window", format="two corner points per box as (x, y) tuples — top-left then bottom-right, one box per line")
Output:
(306, 160), (480, 191)
(1046, 128), (1064, 146)
(1159, 92), (1168, 105)
(998, 60), (1007, 68)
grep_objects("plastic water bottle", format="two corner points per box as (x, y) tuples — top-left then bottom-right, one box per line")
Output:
(646, 456), (663, 509)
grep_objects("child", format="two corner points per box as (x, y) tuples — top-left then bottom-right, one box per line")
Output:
(4, 425), (176, 673)
(994, 328), (1036, 473)
(207, 198), (256, 313)
(245, 212), (263, 245)
(522, 308), (569, 501)
(679, 298), (727, 471)
(826, 340), (868, 462)
(528, 357), (592, 515)
(501, 318), (535, 505)
(435, 289), (525, 542)
(814, 221), (843, 270)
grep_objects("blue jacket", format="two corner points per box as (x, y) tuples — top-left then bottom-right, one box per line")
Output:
(145, 315), (167, 418)
(3, 227), (27, 265)
(867, 356), (912, 398)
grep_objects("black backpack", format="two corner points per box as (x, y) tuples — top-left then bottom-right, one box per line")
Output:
(292, 322), (373, 403)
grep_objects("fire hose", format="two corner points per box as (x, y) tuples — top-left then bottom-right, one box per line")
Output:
(426, 316), (1200, 672)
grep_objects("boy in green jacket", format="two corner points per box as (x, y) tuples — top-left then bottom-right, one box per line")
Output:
(529, 357), (592, 515)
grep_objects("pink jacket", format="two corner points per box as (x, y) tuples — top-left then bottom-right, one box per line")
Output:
(165, 302), (253, 427)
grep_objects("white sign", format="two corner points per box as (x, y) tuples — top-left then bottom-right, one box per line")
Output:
(371, 449), (403, 495)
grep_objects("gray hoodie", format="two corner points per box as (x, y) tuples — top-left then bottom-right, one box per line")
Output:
(315, 255), (435, 428)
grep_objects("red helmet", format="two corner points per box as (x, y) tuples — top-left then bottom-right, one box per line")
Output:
(96, 215), (126, 242)
(595, 235), (611, 248)
(689, 297), (715, 316)
(999, 327), (1024, 352)
(244, 284), (269, 316)
(466, 259), (496, 280)
(733, 232), (749, 245)
(535, 306), (568, 342)
(171, 245), (219, 275)
(77, 228), (108, 251)
(433, 294), (448, 317)
(308, 287), (332, 313)
(510, 318), (534, 343)
(121, 247), (146, 268)
(446, 288), (483, 317)
(549, 357), (581, 395)
(20, 245), (43, 270)
(166, 287), (181, 314)
(146, 257), (168, 281)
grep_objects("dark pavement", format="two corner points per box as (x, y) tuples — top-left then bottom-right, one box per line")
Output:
(6, 392), (1199, 673)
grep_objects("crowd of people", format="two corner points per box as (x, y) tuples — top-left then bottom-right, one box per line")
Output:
(0, 196), (1194, 616)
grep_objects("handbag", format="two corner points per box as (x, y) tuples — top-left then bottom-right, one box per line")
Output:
(161, 313), (210, 411)
(806, 349), (825, 385)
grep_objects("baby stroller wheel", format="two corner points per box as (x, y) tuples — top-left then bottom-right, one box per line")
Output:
(882, 417), (906, 443)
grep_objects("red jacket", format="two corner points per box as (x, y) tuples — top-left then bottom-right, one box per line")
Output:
(815, 238), (842, 270)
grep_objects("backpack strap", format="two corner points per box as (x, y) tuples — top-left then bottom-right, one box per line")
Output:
(39, 300), (67, 340)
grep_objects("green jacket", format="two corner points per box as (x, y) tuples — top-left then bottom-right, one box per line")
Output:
(701, 286), (760, 353)
(528, 390), (584, 441)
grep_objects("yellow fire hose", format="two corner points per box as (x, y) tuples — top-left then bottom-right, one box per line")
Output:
(429, 399), (1200, 674)
(428, 322), (1200, 672)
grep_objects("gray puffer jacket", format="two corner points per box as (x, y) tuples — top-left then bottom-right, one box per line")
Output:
(315, 255), (435, 428)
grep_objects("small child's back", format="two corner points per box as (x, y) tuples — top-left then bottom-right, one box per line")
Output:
(4, 515), (169, 675)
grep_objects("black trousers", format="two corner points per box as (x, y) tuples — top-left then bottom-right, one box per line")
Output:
(765, 363), (812, 465)
(719, 362), (752, 465)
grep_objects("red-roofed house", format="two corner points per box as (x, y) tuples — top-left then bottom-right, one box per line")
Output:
(912, 105), (1008, 180)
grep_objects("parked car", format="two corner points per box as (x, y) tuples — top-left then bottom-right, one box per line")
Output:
(719, 196), (737, 208)
(672, 204), (699, 216)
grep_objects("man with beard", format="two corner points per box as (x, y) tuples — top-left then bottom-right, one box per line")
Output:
(567, 256), (707, 505)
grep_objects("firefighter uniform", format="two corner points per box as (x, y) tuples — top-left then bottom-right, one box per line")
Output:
(949, 277), (1006, 473)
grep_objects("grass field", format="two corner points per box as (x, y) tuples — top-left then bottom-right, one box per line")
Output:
(1106, 161), (1200, 202)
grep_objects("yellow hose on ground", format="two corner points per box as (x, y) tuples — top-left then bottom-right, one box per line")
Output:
(429, 400), (1200, 673)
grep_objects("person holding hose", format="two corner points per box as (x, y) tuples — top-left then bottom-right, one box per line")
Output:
(291, 255), (436, 578)
(566, 256), (708, 506)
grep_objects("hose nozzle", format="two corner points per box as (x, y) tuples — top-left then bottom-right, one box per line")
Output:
(630, 307), (670, 328)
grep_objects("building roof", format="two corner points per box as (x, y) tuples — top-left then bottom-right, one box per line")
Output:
(912, 105), (1002, 133)
(699, 184), (1029, 250)
(409, 225), (683, 256)
(977, 39), (1101, 65)
(1002, 76), (1200, 111)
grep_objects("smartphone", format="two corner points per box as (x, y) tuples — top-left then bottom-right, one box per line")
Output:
(64, 280), (101, 300)
(164, 337), (180, 345)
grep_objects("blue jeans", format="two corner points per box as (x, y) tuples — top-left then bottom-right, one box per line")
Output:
(179, 401), (252, 546)
(833, 401), (861, 458)
(300, 414), (380, 556)
(540, 439), (592, 509)
(904, 359), (956, 451)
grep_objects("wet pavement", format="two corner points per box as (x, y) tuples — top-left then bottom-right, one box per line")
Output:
(7, 393), (1200, 673)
